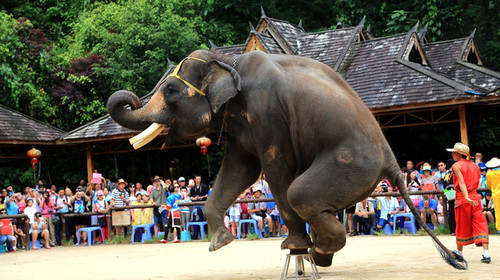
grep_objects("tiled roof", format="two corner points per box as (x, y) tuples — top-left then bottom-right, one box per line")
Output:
(0, 104), (64, 142)
(254, 32), (285, 54)
(264, 17), (305, 52)
(424, 39), (500, 92)
(341, 34), (470, 109)
(215, 44), (244, 56)
(298, 27), (357, 68)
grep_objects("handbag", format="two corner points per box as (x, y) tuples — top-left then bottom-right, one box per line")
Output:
(51, 213), (60, 224)
(98, 216), (107, 227)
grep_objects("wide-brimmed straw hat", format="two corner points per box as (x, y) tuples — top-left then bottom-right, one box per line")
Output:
(486, 157), (500, 168)
(117, 178), (127, 185)
(446, 142), (470, 157)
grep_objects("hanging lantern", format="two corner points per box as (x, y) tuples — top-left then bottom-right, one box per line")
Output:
(27, 148), (42, 169)
(195, 136), (212, 156)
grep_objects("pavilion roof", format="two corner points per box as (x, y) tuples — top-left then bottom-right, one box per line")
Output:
(0, 104), (65, 144)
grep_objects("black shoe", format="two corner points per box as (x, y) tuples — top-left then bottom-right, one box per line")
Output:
(452, 250), (465, 262)
(349, 231), (358, 237)
(481, 255), (491, 263)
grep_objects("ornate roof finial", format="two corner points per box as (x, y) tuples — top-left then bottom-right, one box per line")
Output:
(261, 6), (266, 18)
(298, 19), (303, 29)
(418, 23), (429, 40)
(468, 28), (477, 38)
(336, 16), (343, 29)
(209, 40), (218, 50)
(249, 21), (255, 32)
(411, 21), (420, 32)
(358, 16), (366, 27)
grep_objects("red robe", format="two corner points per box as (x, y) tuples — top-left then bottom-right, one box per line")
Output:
(453, 159), (489, 246)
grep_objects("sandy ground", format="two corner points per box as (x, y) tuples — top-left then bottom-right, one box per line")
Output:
(1, 235), (498, 279)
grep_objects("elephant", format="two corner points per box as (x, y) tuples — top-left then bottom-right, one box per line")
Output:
(107, 50), (465, 269)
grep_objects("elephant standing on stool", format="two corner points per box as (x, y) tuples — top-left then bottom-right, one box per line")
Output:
(108, 50), (464, 269)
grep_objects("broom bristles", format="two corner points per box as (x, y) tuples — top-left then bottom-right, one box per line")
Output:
(432, 239), (468, 270)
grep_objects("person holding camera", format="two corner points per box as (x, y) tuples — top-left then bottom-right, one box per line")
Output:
(247, 186), (274, 238)
(71, 187), (91, 244)
(376, 186), (399, 231)
(41, 191), (56, 247)
(418, 195), (438, 227)
(54, 188), (71, 245)
(30, 212), (51, 249)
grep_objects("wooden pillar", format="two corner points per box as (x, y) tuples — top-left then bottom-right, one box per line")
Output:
(458, 105), (469, 146)
(86, 143), (94, 184)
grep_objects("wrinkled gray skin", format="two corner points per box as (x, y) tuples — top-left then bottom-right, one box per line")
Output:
(108, 50), (454, 267)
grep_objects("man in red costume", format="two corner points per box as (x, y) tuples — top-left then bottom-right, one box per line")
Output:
(447, 142), (490, 263)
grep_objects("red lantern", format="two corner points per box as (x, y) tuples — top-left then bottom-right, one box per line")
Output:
(27, 148), (41, 169)
(195, 137), (212, 156)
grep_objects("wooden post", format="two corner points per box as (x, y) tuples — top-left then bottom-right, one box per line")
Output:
(458, 105), (469, 146)
(86, 143), (94, 184)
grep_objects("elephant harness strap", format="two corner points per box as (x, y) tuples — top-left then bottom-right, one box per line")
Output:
(159, 57), (207, 96)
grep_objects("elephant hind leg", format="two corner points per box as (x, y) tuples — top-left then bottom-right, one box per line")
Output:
(287, 160), (352, 261)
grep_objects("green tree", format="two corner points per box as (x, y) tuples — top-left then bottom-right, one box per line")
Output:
(68, 0), (204, 96)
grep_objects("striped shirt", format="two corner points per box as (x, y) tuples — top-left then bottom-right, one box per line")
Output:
(111, 188), (129, 207)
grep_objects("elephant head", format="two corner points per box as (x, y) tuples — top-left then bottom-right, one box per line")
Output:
(107, 50), (241, 149)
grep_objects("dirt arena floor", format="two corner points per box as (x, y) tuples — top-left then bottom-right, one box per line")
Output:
(2, 235), (498, 279)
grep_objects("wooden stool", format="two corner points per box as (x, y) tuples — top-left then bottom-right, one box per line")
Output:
(280, 249), (320, 280)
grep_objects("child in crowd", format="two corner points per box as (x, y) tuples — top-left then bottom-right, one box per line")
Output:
(179, 187), (191, 231)
(165, 185), (182, 243)
(142, 195), (154, 225)
(228, 199), (242, 237)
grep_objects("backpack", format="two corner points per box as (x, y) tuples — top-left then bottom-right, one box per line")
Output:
(192, 207), (205, 222)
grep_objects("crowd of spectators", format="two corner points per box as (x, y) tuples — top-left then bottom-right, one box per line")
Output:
(1, 152), (498, 252)
(347, 154), (498, 237)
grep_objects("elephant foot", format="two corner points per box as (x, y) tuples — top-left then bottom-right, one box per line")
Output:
(306, 248), (334, 267)
(281, 233), (312, 250)
(208, 227), (234, 252)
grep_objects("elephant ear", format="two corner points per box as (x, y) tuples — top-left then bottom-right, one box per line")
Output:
(204, 60), (241, 113)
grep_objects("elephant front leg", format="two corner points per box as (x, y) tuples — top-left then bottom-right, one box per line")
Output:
(205, 147), (261, 252)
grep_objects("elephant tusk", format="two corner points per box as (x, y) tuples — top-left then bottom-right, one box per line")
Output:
(129, 122), (167, 149)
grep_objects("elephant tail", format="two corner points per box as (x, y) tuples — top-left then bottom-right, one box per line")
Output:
(385, 161), (468, 270)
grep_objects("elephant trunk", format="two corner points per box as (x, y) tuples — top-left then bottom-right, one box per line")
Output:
(107, 90), (170, 149)
(107, 90), (154, 131)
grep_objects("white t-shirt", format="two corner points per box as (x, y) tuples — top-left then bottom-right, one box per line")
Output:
(24, 206), (37, 223)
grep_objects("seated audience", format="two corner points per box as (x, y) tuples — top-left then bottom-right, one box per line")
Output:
(350, 198), (374, 236)
(0, 209), (16, 252)
(481, 191), (494, 225)
(30, 212), (51, 249)
(419, 195), (438, 227)
(247, 186), (274, 237)
(376, 186), (399, 231)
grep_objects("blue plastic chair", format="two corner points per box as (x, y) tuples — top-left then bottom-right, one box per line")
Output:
(392, 212), (416, 235)
(237, 219), (262, 239)
(186, 221), (208, 240)
(131, 224), (152, 243)
(76, 226), (105, 246)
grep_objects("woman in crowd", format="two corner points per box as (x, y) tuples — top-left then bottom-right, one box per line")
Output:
(13, 216), (27, 249)
(71, 189), (90, 245)
(420, 166), (439, 198)
(103, 187), (113, 203)
(130, 193), (143, 242)
(142, 195), (154, 225)
(94, 190), (109, 242)
(128, 184), (137, 203)
(30, 212), (51, 250)
(407, 169), (422, 207)
(41, 191), (56, 247)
